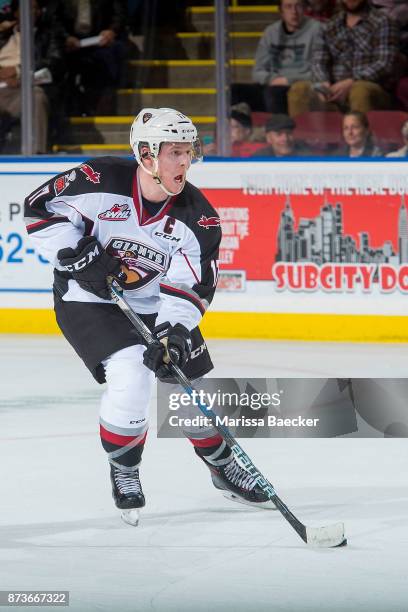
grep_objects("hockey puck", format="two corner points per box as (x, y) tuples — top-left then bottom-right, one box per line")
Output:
(335, 538), (348, 547)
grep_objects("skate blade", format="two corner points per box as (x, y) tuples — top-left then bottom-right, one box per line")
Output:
(222, 491), (277, 510)
(120, 508), (140, 526)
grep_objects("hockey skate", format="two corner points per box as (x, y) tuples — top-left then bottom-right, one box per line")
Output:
(196, 449), (277, 510)
(110, 464), (145, 526)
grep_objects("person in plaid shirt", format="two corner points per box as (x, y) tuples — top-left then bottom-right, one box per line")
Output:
(288, 0), (399, 116)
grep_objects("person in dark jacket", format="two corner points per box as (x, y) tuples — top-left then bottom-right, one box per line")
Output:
(252, 114), (311, 157)
(56, 0), (127, 115)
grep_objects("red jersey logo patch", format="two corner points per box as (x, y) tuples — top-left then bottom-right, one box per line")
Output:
(98, 203), (131, 221)
(80, 163), (101, 184)
(54, 170), (76, 196)
(197, 215), (221, 229)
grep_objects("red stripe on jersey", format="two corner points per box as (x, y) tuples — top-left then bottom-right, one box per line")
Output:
(181, 250), (200, 283)
(26, 219), (53, 230)
(187, 434), (223, 448)
(100, 425), (147, 447)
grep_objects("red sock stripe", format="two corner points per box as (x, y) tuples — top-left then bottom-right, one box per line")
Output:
(188, 434), (223, 448)
(100, 425), (147, 447)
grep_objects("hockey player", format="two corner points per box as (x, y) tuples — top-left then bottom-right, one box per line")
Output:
(24, 108), (273, 525)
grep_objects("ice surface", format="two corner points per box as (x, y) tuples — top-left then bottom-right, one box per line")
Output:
(0, 335), (407, 611)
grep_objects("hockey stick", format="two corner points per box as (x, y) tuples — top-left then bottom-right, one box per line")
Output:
(108, 279), (346, 548)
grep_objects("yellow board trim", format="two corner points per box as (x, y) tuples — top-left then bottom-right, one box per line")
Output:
(229, 32), (262, 37)
(117, 87), (217, 95)
(70, 116), (133, 125)
(129, 59), (216, 67)
(0, 309), (60, 335)
(3, 309), (408, 343)
(200, 313), (408, 343)
(188, 5), (278, 13)
(69, 115), (216, 126)
(52, 144), (131, 152)
(128, 59), (254, 67)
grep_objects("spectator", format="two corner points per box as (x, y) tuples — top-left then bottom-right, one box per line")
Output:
(374, 1), (408, 110)
(289, 0), (399, 117)
(384, 0), (408, 110)
(252, 0), (322, 114)
(338, 111), (383, 157)
(203, 103), (264, 158)
(230, 105), (254, 155)
(386, 118), (408, 156)
(252, 114), (310, 157)
(304, 0), (338, 21)
(57, 0), (127, 116)
(0, 0), (65, 153)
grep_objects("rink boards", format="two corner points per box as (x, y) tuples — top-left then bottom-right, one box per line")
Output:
(1, 157), (408, 342)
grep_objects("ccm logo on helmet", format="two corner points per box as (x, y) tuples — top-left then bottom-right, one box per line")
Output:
(63, 244), (100, 271)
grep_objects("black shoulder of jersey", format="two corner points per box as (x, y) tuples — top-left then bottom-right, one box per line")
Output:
(170, 181), (221, 238)
(25, 156), (138, 211)
(67, 156), (137, 197)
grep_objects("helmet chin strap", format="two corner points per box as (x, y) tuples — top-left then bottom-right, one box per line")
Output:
(139, 156), (185, 197)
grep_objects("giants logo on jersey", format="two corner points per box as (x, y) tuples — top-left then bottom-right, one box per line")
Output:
(109, 239), (168, 270)
(106, 238), (168, 291)
(98, 203), (131, 221)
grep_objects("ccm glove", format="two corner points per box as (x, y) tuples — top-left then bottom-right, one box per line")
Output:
(58, 236), (124, 300)
(143, 322), (192, 376)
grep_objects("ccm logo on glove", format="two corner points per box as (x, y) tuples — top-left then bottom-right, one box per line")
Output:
(62, 242), (101, 272)
(58, 236), (124, 300)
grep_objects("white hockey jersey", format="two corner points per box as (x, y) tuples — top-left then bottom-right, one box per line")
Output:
(24, 157), (221, 331)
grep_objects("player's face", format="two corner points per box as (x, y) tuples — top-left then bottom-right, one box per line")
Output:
(158, 142), (193, 194)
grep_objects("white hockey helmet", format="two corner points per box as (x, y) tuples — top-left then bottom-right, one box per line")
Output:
(130, 107), (202, 164)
